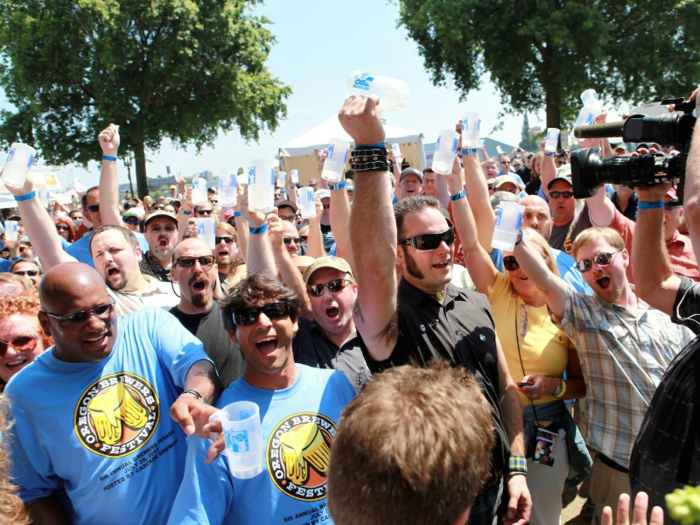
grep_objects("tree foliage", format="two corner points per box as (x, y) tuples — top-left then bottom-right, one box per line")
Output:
(397, 0), (700, 129)
(0, 0), (291, 197)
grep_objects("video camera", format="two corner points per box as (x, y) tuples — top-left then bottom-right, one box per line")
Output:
(571, 97), (696, 200)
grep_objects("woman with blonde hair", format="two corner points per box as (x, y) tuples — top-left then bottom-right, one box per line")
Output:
(526, 151), (544, 195)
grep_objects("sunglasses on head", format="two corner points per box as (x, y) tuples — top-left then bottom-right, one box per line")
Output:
(43, 301), (114, 325)
(549, 191), (574, 199)
(307, 278), (351, 297)
(56, 225), (71, 231)
(0, 334), (38, 355)
(398, 227), (456, 251)
(232, 301), (291, 326)
(503, 256), (520, 272)
(215, 236), (235, 244)
(13, 270), (39, 277)
(175, 255), (215, 267)
(87, 204), (100, 213)
(575, 251), (621, 273)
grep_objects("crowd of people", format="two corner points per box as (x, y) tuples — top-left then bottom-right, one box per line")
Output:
(0, 90), (698, 525)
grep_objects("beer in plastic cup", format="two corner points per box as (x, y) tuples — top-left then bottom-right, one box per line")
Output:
(209, 401), (265, 480)
(218, 174), (238, 207)
(491, 202), (525, 252)
(321, 138), (350, 183)
(391, 143), (402, 158)
(276, 171), (287, 189)
(191, 177), (209, 206)
(290, 169), (299, 185)
(432, 129), (459, 175)
(2, 143), (36, 189)
(248, 159), (275, 213)
(4, 220), (19, 243)
(545, 128), (560, 153)
(346, 71), (410, 114)
(462, 113), (481, 149)
(197, 217), (216, 249)
(297, 187), (316, 220)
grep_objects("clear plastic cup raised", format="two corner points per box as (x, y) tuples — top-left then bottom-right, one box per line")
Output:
(191, 177), (209, 206)
(290, 169), (300, 185)
(321, 138), (350, 183)
(432, 129), (459, 175)
(276, 171), (287, 189)
(491, 202), (525, 252)
(462, 113), (481, 149)
(297, 187), (316, 220)
(4, 220), (19, 243)
(209, 401), (265, 480)
(2, 143), (37, 189)
(391, 143), (402, 158)
(197, 217), (216, 249)
(545, 128), (560, 153)
(248, 160), (276, 213)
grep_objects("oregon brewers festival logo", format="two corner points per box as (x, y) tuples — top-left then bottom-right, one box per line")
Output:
(267, 413), (337, 502)
(74, 372), (160, 458)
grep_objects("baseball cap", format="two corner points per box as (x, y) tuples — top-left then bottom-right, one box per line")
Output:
(144, 210), (178, 229)
(399, 167), (423, 183)
(170, 185), (177, 190)
(303, 256), (354, 285)
(547, 165), (573, 190)
(315, 189), (331, 201)
(614, 144), (627, 152)
(346, 181), (355, 192)
(275, 199), (298, 213)
(493, 175), (522, 191)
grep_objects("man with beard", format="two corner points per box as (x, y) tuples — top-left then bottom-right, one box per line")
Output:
(140, 211), (179, 282)
(213, 222), (243, 295)
(169, 238), (245, 389)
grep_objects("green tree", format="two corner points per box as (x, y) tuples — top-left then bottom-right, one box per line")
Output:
(397, 0), (700, 130)
(519, 114), (536, 152)
(0, 0), (291, 197)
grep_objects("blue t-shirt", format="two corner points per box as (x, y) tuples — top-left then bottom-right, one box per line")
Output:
(65, 231), (149, 268)
(168, 364), (355, 525)
(489, 247), (592, 295)
(5, 308), (212, 525)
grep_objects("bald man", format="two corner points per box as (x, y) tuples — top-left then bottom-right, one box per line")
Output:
(4, 263), (219, 525)
(170, 238), (245, 389)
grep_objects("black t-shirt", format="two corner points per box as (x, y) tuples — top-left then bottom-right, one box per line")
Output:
(672, 277), (700, 335)
(170, 301), (245, 389)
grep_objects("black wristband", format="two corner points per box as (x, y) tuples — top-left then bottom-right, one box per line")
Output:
(350, 147), (390, 173)
(183, 389), (207, 404)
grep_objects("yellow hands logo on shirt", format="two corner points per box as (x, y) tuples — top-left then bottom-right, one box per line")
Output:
(267, 413), (337, 502)
(74, 372), (160, 458)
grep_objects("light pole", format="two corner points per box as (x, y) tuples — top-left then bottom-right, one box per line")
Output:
(123, 154), (135, 197)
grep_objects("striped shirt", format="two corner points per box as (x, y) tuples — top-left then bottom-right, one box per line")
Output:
(559, 286), (694, 468)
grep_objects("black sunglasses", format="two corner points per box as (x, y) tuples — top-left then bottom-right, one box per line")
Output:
(575, 251), (621, 273)
(175, 255), (215, 267)
(215, 236), (235, 244)
(43, 301), (114, 325)
(56, 225), (71, 231)
(549, 191), (574, 199)
(283, 237), (302, 245)
(300, 235), (308, 242)
(232, 301), (291, 326)
(124, 218), (139, 225)
(13, 270), (39, 277)
(87, 204), (100, 213)
(322, 204), (330, 210)
(197, 209), (213, 216)
(503, 256), (520, 272)
(307, 279), (351, 297)
(398, 227), (456, 251)
(0, 334), (38, 355)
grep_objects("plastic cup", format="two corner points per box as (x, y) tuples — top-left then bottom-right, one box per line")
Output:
(321, 138), (350, 183)
(4, 220), (19, 243)
(491, 202), (525, 252)
(581, 89), (599, 108)
(276, 171), (287, 189)
(191, 177), (209, 206)
(218, 174), (238, 207)
(2, 143), (36, 189)
(297, 187), (316, 219)
(574, 107), (597, 128)
(432, 129), (459, 175)
(290, 169), (299, 184)
(197, 217), (216, 249)
(496, 145), (505, 155)
(545, 128), (560, 153)
(248, 159), (275, 213)
(461, 112), (481, 149)
(391, 143), (402, 157)
(209, 401), (264, 480)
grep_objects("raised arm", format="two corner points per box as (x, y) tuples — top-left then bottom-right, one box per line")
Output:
(586, 184), (616, 227)
(305, 196), (326, 259)
(329, 177), (355, 269)
(462, 143), (497, 251)
(177, 188), (193, 242)
(341, 96), (398, 361)
(97, 124), (123, 226)
(684, 87), (700, 262)
(390, 148), (403, 202)
(239, 194), (276, 277)
(541, 149), (557, 200)
(633, 184), (680, 316)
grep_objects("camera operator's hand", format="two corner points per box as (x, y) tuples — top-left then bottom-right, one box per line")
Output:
(635, 182), (671, 202)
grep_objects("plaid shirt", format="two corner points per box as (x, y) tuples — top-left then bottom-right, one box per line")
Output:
(559, 286), (694, 468)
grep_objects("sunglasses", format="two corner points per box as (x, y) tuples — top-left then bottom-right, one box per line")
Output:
(215, 236), (235, 244)
(501, 161), (510, 165)
(197, 209), (213, 216)
(43, 301), (114, 325)
(549, 191), (574, 199)
(0, 334), (38, 355)
(664, 201), (682, 210)
(210, 200), (219, 204)
(300, 236), (308, 242)
(175, 255), (215, 267)
(232, 301), (291, 326)
(283, 237), (302, 245)
(575, 251), (621, 273)
(398, 227), (456, 251)
(307, 278), (351, 297)
(322, 204), (330, 210)
(87, 204), (100, 213)
(56, 225), (71, 232)
(124, 218), (139, 225)
(503, 256), (520, 272)
(13, 270), (39, 277)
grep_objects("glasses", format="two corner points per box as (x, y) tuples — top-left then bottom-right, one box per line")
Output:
(398, 227), (455, 251)
(124, 218), (139, 225)
(283, 237), (302, 245)
(175, 255), (215, 267)
(549, 191), (574, 199)
(0, 334), (38, 355)
(664, 201), (682, 210)
(13, 270), (39, 277)
(501, 161), (510, 165)
(197, 209), (213, 216)
(43, 301), (114, 325)
(503, 256), (520, 272)
(215, 236), (235, 244)
(575, 251), (621, 273)
(555, 160), (567, 167)
(322, 204), (330, 210)
(300, 236), (308, 242)
(210, 199), (219, 204)
(307, 279), (351, 297)
(232, 301), (290, 326)
(86, 204), (100, 213)
(56, 225), (71, 232)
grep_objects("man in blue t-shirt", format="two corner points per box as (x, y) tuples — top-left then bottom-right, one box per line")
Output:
(169, 273), (355, 525)
(4, 263), (219, 524)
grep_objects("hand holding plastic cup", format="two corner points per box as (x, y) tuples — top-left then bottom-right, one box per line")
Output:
(197, 217), (216, 249)
(432, 129), (459, 175)
(321, 138), (350, 183)
(191, 177), (209, 206)
(297, 187), (316, 219)
(2, 143), (36, 189)
(391, 143), (402, 158)
(461, 113), (481, 149)
(209, 401), (264, 480)
(248, 160), (276, 213)
(491, 202), (525, 252)
(544, 128), (560, 153)
(580, 89), (599, 108)
(4, 220), (19, 243)
(276, 171), (287, 189)
(290, 170), (299, 185)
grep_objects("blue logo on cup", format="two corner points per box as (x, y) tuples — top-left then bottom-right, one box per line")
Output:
(7, 149), (15, 163)
(226, 429), (250, 454)
(27, 154), (34, 168)
(326, 144), (335, 159)
(352, 72), (374, 91)
(248, 167), (256, 185)
(515, 212), (523, 230)
(197, 223), (205, 236)
(495, 208), (502, 226)
(451, 138), (459, 153)
(436, 136), (441, 149)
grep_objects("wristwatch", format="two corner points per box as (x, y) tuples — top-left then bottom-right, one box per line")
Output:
(552, 379), (564, 398)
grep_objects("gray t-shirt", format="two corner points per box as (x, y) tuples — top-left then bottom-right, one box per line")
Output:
(549, 205), (591, 254)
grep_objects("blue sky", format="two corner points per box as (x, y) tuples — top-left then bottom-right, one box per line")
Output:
(1, 0), (626, 189)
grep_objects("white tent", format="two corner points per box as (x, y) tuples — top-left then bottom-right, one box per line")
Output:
(279, 116), (425, 184)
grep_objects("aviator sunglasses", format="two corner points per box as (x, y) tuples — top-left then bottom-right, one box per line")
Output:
(43, 301), (114, 325)
(306, 279), (351, 297)
(398, 227), (456, 251)
(0, 334), (38, 355)
(175, 255), (215, 267)
(575, 251), (621, 273)
(232, 302), (291, 326)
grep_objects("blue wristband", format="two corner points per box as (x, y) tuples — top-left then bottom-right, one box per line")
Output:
(249, 223), (268, 235)
(182, 209), (192, 216)
(461, 148), (479, 156)
(638, 200), (665, 210)
(14, 190), (35, 202)
(102, 155), (117, 162)
(279, 190), (287, 195)
(449, 189), (466, 201)
(329, 180), (347, 191)
(594, 148), (601, 154)
(234, 211), (243, 218)
(355, 143), (385, 148)
(545, 152), (555, 157)
(515, 230), (524, 246)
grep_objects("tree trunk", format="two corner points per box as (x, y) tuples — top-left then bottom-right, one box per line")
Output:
(134, 140), (149, 199)
(545, 82), (562, 149)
